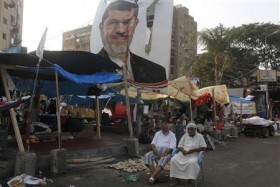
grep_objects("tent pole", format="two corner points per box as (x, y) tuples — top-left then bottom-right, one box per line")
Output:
(0, 68), (24, 152)
(123, 66), (133, 139)
(55, 72), (62, 149)
(189, 99), (193, 121)
(96, 95), (101, 139)
(136, 88), (142, 138)
(212, 88), (217, 128)
(240, 102), (243, 123)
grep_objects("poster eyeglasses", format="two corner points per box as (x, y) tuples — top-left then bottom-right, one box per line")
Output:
(104, 18), (136, 29)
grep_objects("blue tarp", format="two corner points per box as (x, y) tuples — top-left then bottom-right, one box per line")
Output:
(52, 64), (122, 84)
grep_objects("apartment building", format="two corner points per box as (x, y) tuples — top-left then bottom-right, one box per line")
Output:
(169, 5), (197, 80)
(62, 25), (92, 52)
(0, 0), (23, 51)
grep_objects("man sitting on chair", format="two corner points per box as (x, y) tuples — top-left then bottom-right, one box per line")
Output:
(169, 123), (207, 186)
(144, 122), (176, 184)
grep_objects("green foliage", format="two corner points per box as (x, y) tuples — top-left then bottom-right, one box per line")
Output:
(193, 22), (280, 87)
(192, 53), (215, 87)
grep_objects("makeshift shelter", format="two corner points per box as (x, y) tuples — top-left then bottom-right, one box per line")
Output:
(123, 76), (198, 101)
(0, 51), (122, 151)
(193, 85), (230, 105)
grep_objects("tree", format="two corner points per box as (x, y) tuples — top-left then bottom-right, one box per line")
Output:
(192, 53), (215, 87)
(193, 23), (280, 88)
(198, 24), (233, 85)
(230, 23), (280, 71)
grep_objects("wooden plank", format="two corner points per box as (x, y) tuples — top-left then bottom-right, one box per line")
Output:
(0, 68), (25, 152)
(96, 96), (101, 139)
(55, 72), (62, 149)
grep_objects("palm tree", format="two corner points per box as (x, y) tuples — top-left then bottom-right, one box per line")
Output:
(199, 24), (233, 85)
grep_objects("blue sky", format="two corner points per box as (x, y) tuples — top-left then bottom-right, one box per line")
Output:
(22, 0), (279, 51)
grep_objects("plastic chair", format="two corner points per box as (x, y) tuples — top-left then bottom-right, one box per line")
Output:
(195, 151), (205, 187)
(171, 148), (205, 187)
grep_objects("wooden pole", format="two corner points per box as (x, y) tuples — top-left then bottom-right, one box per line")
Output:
(136, 88), (142, 138)
(240, 102), (243, 123)
(55, 72), (62, 149)
(189, 99), (193, 121)
(96, 95), (101, 139)
(123, 66), (133, 139)
(212, 88), (217, 128)
(0, 68), (25, 152)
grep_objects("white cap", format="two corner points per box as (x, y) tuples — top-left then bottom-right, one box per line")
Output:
(186, 123), (197, 129)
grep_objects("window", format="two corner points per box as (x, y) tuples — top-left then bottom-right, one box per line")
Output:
(11, 15), (15, 25)
(2, 33), (7, 40)
(3, 17), (8, 25)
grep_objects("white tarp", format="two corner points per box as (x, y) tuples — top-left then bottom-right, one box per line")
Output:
(242, 116), (274, 126)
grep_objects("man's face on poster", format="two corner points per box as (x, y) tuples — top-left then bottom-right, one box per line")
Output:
(100, 9), (138, 58)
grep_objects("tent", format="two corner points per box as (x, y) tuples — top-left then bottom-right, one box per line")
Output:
(122, 76), (198, 101)
(0, 50), (121, 81)
(0, 51), (122, 151)
(193, 85), (230, 105)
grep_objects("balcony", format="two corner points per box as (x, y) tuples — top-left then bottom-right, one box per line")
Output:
(11, 24), (20, 34)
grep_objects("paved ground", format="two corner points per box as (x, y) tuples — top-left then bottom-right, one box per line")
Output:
(43, 132), (280, 187)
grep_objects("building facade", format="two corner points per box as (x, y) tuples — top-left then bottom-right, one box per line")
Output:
(170, 5), (197, 80)
(62, 25), (92, 51)
(0, 0), (23, 51)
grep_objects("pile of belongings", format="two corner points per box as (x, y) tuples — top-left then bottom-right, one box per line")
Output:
(7, 174), (53, 186)
(106, 158), (149, 173)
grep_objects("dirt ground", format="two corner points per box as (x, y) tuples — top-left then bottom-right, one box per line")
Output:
(43, 132), (280, 187)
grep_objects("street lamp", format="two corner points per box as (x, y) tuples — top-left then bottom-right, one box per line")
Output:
(263, 30), (280, 119)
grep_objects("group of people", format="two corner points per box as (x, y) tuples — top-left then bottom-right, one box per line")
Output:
(144, 121), (207, 186)
(95, 2), (206, 184)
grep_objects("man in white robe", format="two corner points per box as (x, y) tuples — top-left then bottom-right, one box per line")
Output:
(169, 123), (207, 186)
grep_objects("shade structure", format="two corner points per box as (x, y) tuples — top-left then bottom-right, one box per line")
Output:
(0, 50), (123, 149)
(169, 76), (198, 97)
(120, 76), (198, 101)
(0, 50), (121, 81)
(193, 85), (230, 105)
(120, 87), (169, 100)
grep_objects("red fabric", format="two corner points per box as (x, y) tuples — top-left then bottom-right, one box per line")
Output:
(192, 92), (212, 109)
(114, 103), (126, 117)
(217, 122), (223, 130)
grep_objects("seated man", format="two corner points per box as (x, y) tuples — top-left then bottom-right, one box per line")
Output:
(169, 123), (207, 186)
(144, 123), (176, 184)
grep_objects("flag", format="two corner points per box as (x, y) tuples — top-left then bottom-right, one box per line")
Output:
(36, 28), (48, 61)
(127, 79), (169, 94)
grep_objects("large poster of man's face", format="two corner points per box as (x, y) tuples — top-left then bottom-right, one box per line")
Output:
(91, 0), (173, 83)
